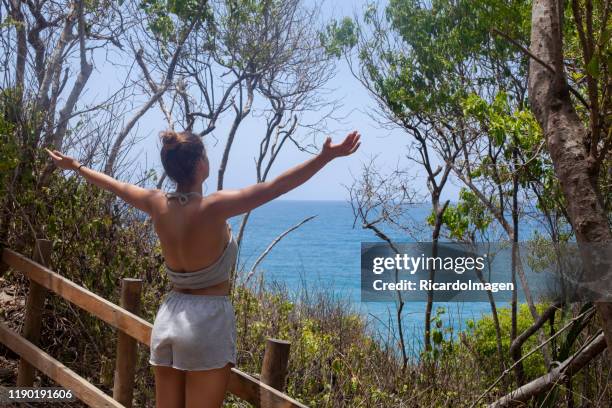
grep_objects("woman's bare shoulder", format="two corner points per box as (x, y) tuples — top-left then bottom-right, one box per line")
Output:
(199, 191), (234, 219)
(147, 189), (180, 218)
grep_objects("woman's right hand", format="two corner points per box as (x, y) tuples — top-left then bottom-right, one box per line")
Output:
(45, 148), (81, 171)
(320, 130), (361, 160)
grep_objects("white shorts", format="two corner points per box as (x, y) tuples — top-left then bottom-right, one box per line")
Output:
(149, 291), (237, 371)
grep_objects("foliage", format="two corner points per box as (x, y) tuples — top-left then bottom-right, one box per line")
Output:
(421, 306), (456, 362)
(139, 0), (214, 41)
(463, 303), (549, 380)
(319, 17), (357, 58)
(0, 94), (19, 190)
(460, 91), (557, 192)
(427, 188), (492, 241)
(323, 0), (532, 119)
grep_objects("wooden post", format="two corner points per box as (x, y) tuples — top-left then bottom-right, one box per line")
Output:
(260, 338), (291, 392)
(16, 239), (52, 387)
(112, 278), (142, 408)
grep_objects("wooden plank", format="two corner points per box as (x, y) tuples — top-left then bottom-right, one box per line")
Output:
(0, 320), (123, 408)
(228, 368), (308, 408)
(18, 239), (52, 387)
(2, 249), (151, 346)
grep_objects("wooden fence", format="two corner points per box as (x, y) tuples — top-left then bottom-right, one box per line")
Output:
(0, 239), (307, 408)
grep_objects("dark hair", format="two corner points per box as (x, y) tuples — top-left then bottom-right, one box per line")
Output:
(159, 130), (205, 186)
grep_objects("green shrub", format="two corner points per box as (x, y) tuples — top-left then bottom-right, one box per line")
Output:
(463, 303), (550, 380)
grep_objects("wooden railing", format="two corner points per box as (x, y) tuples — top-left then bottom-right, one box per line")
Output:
(0, 239), (307, 408)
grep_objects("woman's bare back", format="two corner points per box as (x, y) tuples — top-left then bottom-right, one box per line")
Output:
(150, 193), (231, 274)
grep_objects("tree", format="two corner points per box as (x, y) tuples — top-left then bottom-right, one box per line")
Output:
(527, 0), (612, 356)
(324, 0), (539, 362)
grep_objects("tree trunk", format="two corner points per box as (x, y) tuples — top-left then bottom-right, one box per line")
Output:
(528, 0), (612, 356)
(489, 332), (606, 407)
(424, 199), (448, 352)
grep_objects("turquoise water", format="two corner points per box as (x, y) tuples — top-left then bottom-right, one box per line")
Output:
(229, 200), (527, 352)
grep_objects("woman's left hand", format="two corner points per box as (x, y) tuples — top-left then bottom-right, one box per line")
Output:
(45, 148), (80, 171)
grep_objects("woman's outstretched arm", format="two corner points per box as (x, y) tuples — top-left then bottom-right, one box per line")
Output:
(208, 130), (361, 219)
(45, 149), (159, 215)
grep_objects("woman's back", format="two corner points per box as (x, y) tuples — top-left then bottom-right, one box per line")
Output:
(151, 193), (231, 274)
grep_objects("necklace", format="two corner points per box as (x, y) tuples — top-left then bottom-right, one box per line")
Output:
(165, 191), (201, 206)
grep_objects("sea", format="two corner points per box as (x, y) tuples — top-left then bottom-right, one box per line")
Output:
(228, 199), (537, 353)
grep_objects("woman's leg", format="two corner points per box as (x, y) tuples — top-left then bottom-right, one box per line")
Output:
(185, 363), (232, 408)
(154, 365), (186, 408)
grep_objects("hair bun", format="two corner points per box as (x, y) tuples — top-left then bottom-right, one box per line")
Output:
(159, 129), (205, 186)
(160, 130), (180, 151)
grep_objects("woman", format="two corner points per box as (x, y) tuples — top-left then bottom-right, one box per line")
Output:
(45, 129), (360, 407)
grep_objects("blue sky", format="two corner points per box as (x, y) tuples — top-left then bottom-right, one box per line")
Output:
(84, 0), (461, 202)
